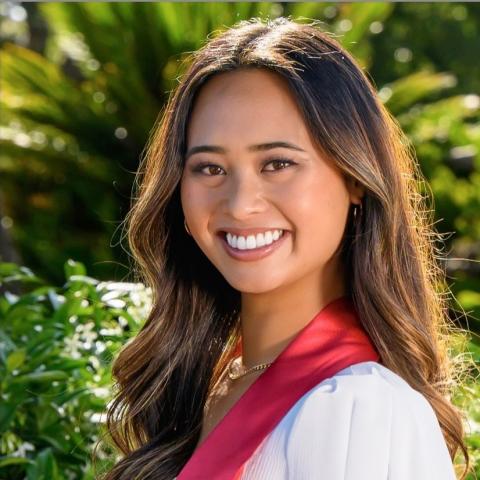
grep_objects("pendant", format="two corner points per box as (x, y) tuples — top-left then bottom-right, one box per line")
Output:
(228, 356), (246, 380)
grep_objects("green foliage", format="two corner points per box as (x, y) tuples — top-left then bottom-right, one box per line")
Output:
(0, 3), (479, 324)
(0, 260), (151, 480)
(0, 260), (479, 478)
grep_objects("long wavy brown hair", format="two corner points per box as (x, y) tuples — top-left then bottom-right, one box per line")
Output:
(97, 16), (474, 480)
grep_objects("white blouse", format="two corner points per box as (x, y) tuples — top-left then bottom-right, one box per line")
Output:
(241, 360), (457, 479)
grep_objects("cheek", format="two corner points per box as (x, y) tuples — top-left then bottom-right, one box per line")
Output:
(287, 172), (349, 256)
(180, 178), (216, 235)
(181, 178), (204, 217)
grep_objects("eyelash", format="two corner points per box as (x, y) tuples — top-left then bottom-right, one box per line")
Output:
(191, 157), (297, 176)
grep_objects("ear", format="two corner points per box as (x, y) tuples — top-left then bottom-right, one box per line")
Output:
(345, 176), (365, 205)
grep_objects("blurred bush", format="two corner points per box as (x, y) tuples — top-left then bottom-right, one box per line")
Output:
(0, 3), (479, 309)
(0, 260), (478, 478)
(0, 260), (151, 479)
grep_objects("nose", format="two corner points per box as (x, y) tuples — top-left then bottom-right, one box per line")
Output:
(222, 173), (266, 219)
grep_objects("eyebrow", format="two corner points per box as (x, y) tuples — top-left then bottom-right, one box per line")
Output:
(185, 141), (306, 160)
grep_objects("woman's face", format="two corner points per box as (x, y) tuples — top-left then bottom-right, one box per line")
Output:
(180, 68), (363, 294)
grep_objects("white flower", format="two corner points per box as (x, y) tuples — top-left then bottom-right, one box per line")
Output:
(11, 442), (35, 458)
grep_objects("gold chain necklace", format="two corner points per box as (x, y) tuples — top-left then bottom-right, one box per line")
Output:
(227, 356), (273, 381)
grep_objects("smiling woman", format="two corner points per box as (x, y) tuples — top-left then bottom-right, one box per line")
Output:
(100, 17), (471, 480)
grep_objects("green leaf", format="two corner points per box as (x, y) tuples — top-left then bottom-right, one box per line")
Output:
(54, 386), (91, 406)
(26, 447), (61, 480)
(64, 259), (87, 279)
(0, 330), (17, 363)
(11, 370), (70, 385)
(0, 456), (35, 467)
(0, 403), (17, 434)
(457, 290), (480, 310)
(66, 275), (99, 286)
(48, 358), (89, 372)
(0, 262), (43, 285)
(6, 348), (27, 371)
(468, 339), (480, 364)
(383, 70), (457, 114)
(336, 3), (394, 61)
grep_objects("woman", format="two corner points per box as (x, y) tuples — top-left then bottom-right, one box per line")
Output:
(101, 17), (471, 480)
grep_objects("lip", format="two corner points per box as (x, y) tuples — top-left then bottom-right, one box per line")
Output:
(217, 230), (290, 262)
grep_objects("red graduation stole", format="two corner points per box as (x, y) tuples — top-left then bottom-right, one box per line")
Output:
(177, 295), (381, 479)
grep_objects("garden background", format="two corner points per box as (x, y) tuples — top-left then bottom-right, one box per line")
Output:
(0, 2), (479, 479)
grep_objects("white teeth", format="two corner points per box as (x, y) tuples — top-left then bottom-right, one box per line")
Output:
(255, 233), (266, 248)
(237, 236), (246, 249)
(225, 229), (284, 250)
(246, 235), (256, 249)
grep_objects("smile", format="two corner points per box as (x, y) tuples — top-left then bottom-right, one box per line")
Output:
(218, 230), (290, 262)
(226, 229), (284, 249)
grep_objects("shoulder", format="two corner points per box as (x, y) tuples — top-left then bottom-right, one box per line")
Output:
(301, 360), (432, 417)
(285, 361), (433, 429)
(272, 361), (456, 479)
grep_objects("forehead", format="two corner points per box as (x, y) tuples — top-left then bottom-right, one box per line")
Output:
(186, 68), (310, 146)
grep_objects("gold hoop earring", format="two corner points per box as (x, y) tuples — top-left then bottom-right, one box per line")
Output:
(184, 218), (191, 235)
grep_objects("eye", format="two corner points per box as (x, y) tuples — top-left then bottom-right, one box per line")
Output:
(191, 163), (226, 176)
(263, 158), (297, 172)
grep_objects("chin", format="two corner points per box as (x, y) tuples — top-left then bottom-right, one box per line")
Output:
(222, 273), (284, 294)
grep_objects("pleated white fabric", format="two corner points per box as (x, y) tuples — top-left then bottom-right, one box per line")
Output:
(241, 361), (457, 479)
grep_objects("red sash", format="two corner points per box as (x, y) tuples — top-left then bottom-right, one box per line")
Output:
(178, 295), (381, 479)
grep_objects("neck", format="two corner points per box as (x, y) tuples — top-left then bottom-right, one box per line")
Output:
(239, 260), (346, 370)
